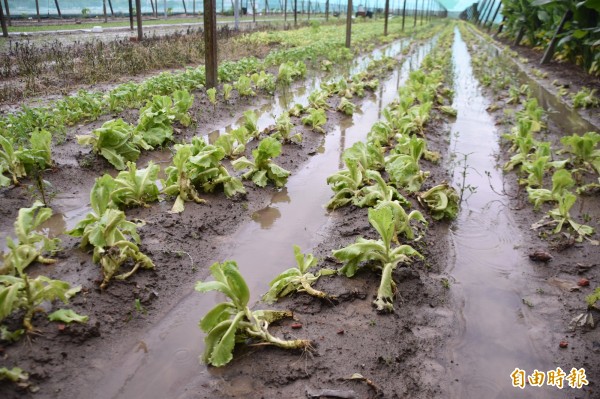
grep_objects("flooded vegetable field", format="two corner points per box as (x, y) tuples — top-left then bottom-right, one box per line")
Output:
(0, 16), (599, 399)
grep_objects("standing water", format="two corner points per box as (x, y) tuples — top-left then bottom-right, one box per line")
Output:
(446, 29), (559, 398)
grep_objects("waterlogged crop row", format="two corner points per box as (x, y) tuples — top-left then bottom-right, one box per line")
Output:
(0, 21), (443, 188)
(195, 25), (460, 367)
(0, 35), (417, 358)
(459, 25), (600, 314)
(0, 24), (447, 390)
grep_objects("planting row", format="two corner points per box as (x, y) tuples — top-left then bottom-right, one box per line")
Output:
(460, 24), (600, 316)
(196, 25), (458, 367)
(0, 22), (443, 188)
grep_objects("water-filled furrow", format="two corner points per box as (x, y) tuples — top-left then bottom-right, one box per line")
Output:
(88, 37), (435, 399)
(1, 38), (416, 254)
(446, 28), (556, 398)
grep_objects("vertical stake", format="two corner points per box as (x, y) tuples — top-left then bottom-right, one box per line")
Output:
(205, 0), (219, 89)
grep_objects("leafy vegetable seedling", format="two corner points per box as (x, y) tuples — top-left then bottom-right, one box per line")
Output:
(263, 245), (336, 304)
(333, 204), (423, 312)
(232, 137), (290, 188)
(196, 261), (311, 367)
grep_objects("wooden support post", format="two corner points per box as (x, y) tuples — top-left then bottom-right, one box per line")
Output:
(326, 0), (329, 20)
(150, 0), (156, 16)
(251, 0), (256, 22)
(35, 0), (41, 22)
(420, 0), (424, 25)
(54, 0), (62, 18)
(308, 0), (311, 20)
(194, 0), (196, 14)
(294, 0), (297, 27)
(108, 0), (115, 16)
(487, 1), (501, 31)
(384, 0), (389, 35)
(182, 0), (188, 14)
(3, 0), (10, 27)
(541, 9), (572, 65)
(136, 0), (143, 40)
(0, 0), (7, 38)
(205, 0), (218, 89)
(345, 0), (352, 48)
(284, 0), (287, 23)
(401, 0), (406, 31)
(413, 0), (418, 27)
(129, 0), (134, 30)
(234, 0), (240, 28)
(475, 0), (486, 23)
(103, 0), (108, 23)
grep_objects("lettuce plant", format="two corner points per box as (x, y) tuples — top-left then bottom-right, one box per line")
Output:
(163, 138), (245, 212)
(207, 88), (217, 108)
(0, 130), (52, 187)
(343, 141), (384, 172)
(263, 245), (336, 303)
(560, 132), (600, 174)
(527, 169), (575, 210)
(232, 137), (290, 188)
(215, 130), (247, 159)
(243, 110), (260, 139)
(301, 108), (327, 133)
(571, 88), (599, 109)
(77, 119), (150, 170)
(234, 76), (255, 97)
(308, 90), (330, 109)
(337, 98), (356, 116)
(288, 103), (306, 117)
(68, 177), (154, 288)
(385, 153), (429, 193)
(0, 273), (81, 331)
(111, 161), (161, 208)
(417, 183), (460, 221)
(1, 201), (60, 276)
(272, 113), (301, 144)
(196, 261), (311, 367)
(251, 71), (275, 94)
(326, 161), (365, 210)
(333, 205), (423, 312)
(223, 84), (233, 102)
(355, 170), (409, 209)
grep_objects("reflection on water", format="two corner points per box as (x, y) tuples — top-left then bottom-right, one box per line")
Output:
(251, 206), (282, 229)
(446, 28), (557, 398)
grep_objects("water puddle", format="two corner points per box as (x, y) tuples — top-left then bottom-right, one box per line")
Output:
(446, 28), (557, 397)
(88, 38), (435, 399)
